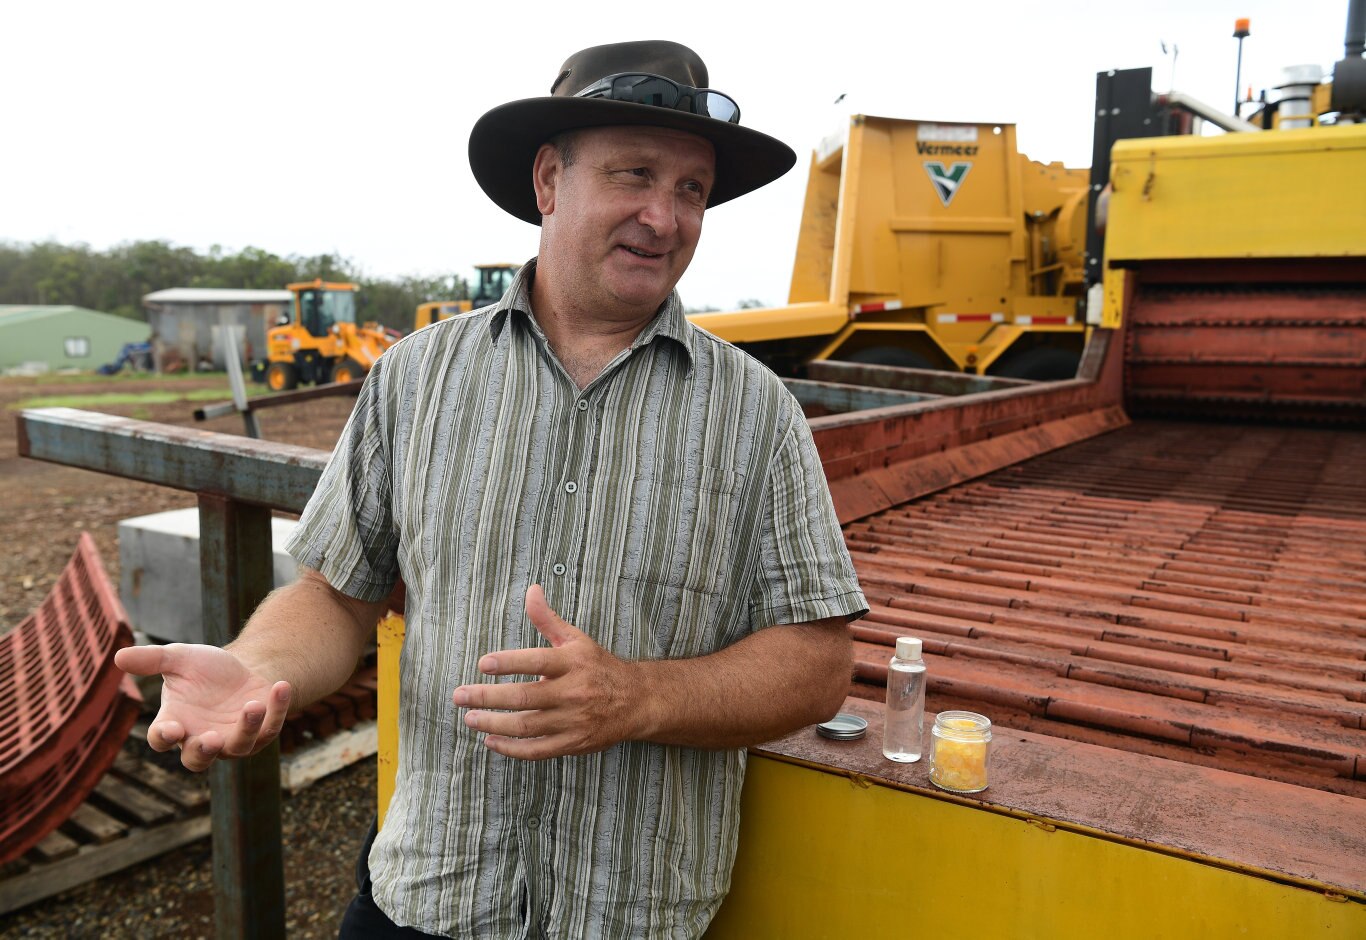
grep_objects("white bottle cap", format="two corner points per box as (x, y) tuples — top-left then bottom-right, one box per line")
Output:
(895, 637), (923, 661)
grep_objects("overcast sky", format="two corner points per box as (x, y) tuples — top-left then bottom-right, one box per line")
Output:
(1, 1), (1353, 310)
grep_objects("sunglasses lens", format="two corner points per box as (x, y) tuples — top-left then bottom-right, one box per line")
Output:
(697, 92), (740, 124)
(617, 75), (681, 108)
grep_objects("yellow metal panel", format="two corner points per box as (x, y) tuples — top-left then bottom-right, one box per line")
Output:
(827, 118), (865, 307)
(687, 302), (849, 344)
(1102, 267), (1128, 328)
(874, 117), (1023, 314)
(376, 612), (403, 828)
(787, 150), (841, 305)
(1105, 124), (1366, 260)
(1013, 295), (1078, 319)
(888, 216), (1015, 233)
(708, 757), (1363, 939)
(847, 120), (901, 302)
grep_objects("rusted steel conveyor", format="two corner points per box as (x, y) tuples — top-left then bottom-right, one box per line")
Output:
(845, 421), (1366, 796)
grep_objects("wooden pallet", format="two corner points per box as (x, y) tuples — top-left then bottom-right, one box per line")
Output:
(0, 744), (211, 916)
(0, 716), (379, 916)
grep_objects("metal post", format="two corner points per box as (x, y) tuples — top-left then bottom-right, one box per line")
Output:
(198, 493), (285, 939)
(215, 324), (262, 439)
(1233, 18), (1251, 117)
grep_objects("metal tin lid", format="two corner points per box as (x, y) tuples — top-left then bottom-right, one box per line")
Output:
(816, 713), (868, 741)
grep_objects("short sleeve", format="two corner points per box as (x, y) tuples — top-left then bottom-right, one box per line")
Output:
(748, 400), (868, 629)
(285, 361), (400, 602)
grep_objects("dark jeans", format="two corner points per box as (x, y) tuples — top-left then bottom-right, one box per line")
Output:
(338, 817), (444, 939)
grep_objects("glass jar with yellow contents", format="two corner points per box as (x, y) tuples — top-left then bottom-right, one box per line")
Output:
(928, 711), (992, 793)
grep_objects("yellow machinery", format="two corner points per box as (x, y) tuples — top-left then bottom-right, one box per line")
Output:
(1095, 65), (1366, 423)
(688, 117), (1091, 379)
(259, 280), (397, 390)
(414, 264), (519, 331)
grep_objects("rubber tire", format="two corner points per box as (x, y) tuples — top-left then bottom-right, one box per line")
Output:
(330, 357), (366, 384)
(842, 345), (936, 370)
(265, 361), (298, 391)
(990, 347), (1081, 381)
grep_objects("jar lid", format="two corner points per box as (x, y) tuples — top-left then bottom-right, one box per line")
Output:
(816, 713), (868, 741)
(933, 710), (992, 740)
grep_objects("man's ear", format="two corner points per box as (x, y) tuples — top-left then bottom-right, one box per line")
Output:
(532, 143), (560, 217)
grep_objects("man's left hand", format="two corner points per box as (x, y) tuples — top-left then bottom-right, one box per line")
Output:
(452, 584), (642, 760)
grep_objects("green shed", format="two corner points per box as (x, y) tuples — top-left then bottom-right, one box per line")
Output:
(0, 305), (150, 374)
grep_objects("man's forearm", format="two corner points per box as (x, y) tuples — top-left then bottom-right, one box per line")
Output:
(627, 619), (852, 750)
(229, 568), (386, 713)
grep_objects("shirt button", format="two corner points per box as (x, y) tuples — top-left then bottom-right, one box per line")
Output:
(564, 481), (578, 493)
(527, 816), (540, 830)
(552, 563), (566, 576)
(576, 400), (589, 411)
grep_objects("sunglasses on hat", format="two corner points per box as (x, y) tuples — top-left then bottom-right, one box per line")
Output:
(574, 72), (742, 124)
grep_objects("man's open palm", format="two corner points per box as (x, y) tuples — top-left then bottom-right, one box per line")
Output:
(115, 643), (292, 772)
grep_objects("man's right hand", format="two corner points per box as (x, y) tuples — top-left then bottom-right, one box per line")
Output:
(114, 643), (292, 773)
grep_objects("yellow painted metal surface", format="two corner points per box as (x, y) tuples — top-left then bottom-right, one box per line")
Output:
(375, 628), (1362, 923)
(707, 756), (1364, 939)
(1101, 267), (1128, 328)
(687, 302), (847, 344)
(376, 612), (404, 828)
(1105, 124), (1366, 260)
(414, 300), (472, 330)
(692, 115), (1087, 373)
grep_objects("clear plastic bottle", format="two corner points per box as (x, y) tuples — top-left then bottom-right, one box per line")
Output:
(882, 636), (927, 762)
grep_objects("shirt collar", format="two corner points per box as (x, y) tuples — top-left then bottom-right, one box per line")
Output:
(488, 258), (695, 368)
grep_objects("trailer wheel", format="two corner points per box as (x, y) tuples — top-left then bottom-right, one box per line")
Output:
(330, 358), (366, 384)
(265, 361), (298, 391)
(991, 347), (1080, 381)
(843, 345), (935, 369)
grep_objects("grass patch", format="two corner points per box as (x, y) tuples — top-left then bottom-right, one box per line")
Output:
(10, 386), (266, 410)
(3, 370), (230, 386)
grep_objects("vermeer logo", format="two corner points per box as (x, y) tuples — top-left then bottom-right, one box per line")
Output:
(923, 162), (972, 207)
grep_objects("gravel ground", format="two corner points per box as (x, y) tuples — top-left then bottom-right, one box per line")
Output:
(2, 373), (369, 938)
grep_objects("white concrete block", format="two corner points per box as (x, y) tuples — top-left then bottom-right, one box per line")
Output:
(119, 507), (299, 643)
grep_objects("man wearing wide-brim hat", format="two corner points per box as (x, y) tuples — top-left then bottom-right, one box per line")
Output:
(117, 40), (866, 938)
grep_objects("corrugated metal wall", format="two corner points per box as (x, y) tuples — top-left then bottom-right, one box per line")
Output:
(0, 306), (149, 373)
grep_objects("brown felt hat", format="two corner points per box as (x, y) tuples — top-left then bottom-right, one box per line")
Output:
(468, 40), (797, 225)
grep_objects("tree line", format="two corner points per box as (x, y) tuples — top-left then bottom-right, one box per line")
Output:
(0, 240), (471, 333)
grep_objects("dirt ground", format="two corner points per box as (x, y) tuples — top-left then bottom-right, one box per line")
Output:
(0, 373), (355, 631)
(1, 372), (367, 937)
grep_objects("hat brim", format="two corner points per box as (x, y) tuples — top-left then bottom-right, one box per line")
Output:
(468, 97), (797, 225)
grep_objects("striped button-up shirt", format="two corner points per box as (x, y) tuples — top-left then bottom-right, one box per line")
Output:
(287, 261), (866, 938)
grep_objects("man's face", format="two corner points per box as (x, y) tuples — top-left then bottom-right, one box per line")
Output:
(535, 125), (716, 318)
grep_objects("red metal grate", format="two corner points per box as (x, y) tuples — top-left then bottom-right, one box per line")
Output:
(1122, 260), (1366, 424)
(0, 533), (140, 865)
(845, 421), (1366, 796)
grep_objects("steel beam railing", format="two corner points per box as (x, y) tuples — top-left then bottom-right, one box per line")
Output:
(17, 407), (331, 940)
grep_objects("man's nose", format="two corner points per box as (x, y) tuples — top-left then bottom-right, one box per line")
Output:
(635, 185), (679, 240)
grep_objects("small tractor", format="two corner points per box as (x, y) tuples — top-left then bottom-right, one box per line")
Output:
(414, 263), (519, 330)
(257, 280), (398, 391)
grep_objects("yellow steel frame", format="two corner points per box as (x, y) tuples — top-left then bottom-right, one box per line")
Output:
(376, 613), (403, 828)
(708, 756), (1364, 938)
(1101, 267), (1129, 328)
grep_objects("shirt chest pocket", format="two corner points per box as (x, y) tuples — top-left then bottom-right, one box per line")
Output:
(623, 464), (744, 597)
